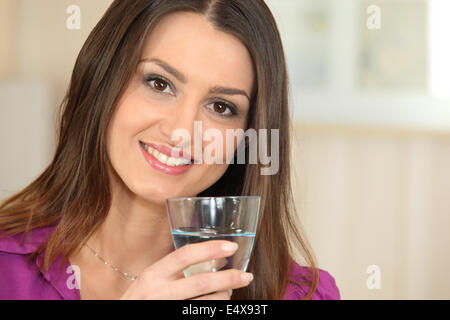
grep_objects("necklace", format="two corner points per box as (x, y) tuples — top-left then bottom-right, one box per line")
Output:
(85, 243), (139, 281)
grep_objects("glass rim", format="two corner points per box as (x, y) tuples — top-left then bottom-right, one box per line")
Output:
(166, 195), (261, 202)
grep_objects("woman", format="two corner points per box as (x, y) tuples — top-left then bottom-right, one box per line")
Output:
(0, 0), (340, 300)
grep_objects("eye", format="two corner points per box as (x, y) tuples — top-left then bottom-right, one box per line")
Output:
(144, 75), (174, 95)
(206, 101), (237, 117)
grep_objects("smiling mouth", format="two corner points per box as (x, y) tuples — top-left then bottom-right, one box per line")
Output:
(139, 141), (193, 167)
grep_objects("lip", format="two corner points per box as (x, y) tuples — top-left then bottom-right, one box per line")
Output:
(139, 142), (194, 176)
(140, 141), (193, 161)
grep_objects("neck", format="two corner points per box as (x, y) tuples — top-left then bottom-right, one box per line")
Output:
(88, 179), (175, 277)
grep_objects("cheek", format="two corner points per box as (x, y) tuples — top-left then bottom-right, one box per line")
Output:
(192, 125), (244, 192)
(202, 124), (247, 164)
(107, 108), (139, 160)
(191, 163), (229, 195)
(108, 92), (163, 155)
(112, 80), (165, 134)
(115, 97), (150, 133)
(105, 91), (155, 183)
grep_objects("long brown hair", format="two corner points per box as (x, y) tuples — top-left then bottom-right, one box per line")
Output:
(0, 0), (318, 299)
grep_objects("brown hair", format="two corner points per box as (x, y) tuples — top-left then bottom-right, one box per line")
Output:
(0, 0), (318, 299)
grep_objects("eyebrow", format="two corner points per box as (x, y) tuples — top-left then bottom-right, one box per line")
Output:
(139, 58), (250, 101)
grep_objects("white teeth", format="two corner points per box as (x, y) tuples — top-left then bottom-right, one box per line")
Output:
(158, 153), (168, 163)
(167, 157), (177, 166)
(142, 143), (191, 167)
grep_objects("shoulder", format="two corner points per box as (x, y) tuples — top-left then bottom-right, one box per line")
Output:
(0, 224), (77, 300)
(0, 225), (56, 254)
(283, 260), (341, 300)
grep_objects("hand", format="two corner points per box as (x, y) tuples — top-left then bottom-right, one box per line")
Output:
(120, 240), (253, 300)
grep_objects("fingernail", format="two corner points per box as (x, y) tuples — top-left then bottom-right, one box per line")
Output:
(221, 242), (238, 252)
(228, 289), (233, 296)
(241, 272), (253, 282)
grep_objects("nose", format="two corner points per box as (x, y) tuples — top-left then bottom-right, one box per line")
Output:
(158, 100), (201, 148)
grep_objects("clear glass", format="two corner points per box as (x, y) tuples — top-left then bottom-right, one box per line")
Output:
(166, 196), (260, 277)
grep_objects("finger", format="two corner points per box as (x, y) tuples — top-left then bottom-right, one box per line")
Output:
(213, 257), (228, 270)
(191, 290), (232, 300)
(159, 269), (252, 300)
(148, 240), (238, 279)
(184, 257), (228, 277)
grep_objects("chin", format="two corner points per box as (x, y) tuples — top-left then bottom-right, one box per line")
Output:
(135, 184), (187, 204)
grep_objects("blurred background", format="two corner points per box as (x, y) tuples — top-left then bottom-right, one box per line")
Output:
(1, 0), (449, 299)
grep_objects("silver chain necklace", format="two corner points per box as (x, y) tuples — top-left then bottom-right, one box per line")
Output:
(85, 244), (139, 281)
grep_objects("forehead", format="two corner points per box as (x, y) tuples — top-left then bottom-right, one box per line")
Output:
(140, 11), (254, 94)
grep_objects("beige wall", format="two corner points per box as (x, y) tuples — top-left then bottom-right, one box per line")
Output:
(11, 0), (113, 102)
(1, 0), (113, 200)
(292, 125), (450, 299)
(0, 0), (16, 77)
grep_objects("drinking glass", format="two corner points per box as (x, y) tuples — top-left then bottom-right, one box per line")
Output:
(166, 196), (260, 277)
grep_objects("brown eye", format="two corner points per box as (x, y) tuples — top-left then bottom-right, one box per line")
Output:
(153, 79), (168, 91)
(144, 75), (172, 94)
(206, 101), (236, 117)
(213, 102), (227, 114)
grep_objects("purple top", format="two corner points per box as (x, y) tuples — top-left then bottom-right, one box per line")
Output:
(0, 225), (340, 300)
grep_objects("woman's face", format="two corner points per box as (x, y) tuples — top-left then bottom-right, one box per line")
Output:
(106, 11), (254, 204)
